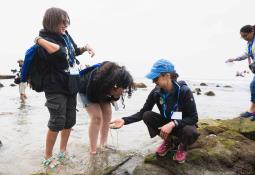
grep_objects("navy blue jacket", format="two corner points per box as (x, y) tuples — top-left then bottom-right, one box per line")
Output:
(122, 81), (198, 129)
(38, 30), (82, 95)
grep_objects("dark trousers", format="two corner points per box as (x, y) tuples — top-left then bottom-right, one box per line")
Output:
(142, 111), (199, 148)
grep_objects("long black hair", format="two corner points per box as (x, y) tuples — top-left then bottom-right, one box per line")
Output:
(88, 61), (134, 105)
(240, 25), (255, 33)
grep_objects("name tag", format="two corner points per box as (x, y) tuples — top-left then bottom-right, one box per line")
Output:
(171, 112), (182, 120)
(69, 65), (79, 75)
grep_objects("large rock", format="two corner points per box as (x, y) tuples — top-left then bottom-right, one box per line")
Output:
(223, 85), (232, 88)
(192, 88), (201, 95)
(200, 83), (208, 86)
(204, 91), (215, 96)
(0, 82), (3, 88)
(133, 82), (147, 89)
(10, 83), (16, 87)
(0, 75), (15, 79)
(132, 118), (255, 175)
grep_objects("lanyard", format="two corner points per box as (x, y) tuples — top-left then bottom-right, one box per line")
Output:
(161, 81), (181, 119)
(248, 37), (255, 61)
(62, 34), (76, 67)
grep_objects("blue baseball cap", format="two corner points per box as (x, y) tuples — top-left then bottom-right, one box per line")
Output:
(146, 59), (176, 80)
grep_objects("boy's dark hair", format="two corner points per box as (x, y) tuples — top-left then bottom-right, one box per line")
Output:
(240, 25), (255, 33)
(43, 7), (70, 33)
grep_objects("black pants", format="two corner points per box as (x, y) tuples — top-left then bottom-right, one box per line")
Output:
(142, 111), (199, 148)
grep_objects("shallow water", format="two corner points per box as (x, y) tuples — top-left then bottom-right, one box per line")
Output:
(0, 77), (252, 174)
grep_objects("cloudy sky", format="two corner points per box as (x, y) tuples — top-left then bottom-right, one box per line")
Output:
(0, 0), (254, 79)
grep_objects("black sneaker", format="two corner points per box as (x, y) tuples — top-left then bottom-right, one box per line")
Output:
(240, 112), (255, 118)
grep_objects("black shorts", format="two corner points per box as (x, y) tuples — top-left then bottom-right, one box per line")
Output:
(45, 93), (77, 132)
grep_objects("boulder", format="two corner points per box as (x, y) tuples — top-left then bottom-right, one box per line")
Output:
(132, 118), (255, 175)
(193, 88), (201, 95)
(0, 82), (3, 88)
(204, 91), (215, 96)
(200, 83), (208, 86)
(133, 82), (147, 89)
(0, 75), (15, 79)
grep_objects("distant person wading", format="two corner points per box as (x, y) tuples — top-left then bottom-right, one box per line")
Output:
(15, 59), (28, 103)
(226, 25), (255, 120)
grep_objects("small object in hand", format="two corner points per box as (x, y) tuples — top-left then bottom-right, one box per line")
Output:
(109, 123), (118, 129)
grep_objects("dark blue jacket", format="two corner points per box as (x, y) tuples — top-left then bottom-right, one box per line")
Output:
(38, 29), (82, 95)
(122, 81), (198, 129)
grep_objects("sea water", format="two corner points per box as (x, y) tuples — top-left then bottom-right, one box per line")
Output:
(0, 76), (252, 174)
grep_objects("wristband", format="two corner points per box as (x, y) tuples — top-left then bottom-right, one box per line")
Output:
(34, 36), (43, 44)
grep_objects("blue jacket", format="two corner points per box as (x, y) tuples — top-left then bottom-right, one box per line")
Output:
(122, 81), (198, 129)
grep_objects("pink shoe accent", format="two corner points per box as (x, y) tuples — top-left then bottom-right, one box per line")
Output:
(156, 141), (171, 156)
(173, 143), (186, 163)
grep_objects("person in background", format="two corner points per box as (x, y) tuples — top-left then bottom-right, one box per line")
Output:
(110, 59), (199, 163)
(34, 7), (95, 168)
(15, 59), (27, 103)
(226, 25), (255, 120)
(79, 61), (134, 154)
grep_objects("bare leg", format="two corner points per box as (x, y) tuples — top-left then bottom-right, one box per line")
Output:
(20, 94), (26, 103)
(60, 128), (71, 153)
(99, 103), (112, 147)
(249, 102), (255, 112)
(45, 129), (58, 159)
(86, 104), (103, 154)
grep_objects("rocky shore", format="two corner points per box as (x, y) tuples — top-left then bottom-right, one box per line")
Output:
(31, 117), (255, 175)
(132, 118), (255, 175)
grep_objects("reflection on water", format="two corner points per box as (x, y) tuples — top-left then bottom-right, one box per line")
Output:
(17, 103), (29, 125)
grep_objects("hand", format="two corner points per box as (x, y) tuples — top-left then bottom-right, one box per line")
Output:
(225, 58), (235, 63)
(109, 118), (125, 129)
(85, 44), (95, 57)
(159, 122), (175, 140)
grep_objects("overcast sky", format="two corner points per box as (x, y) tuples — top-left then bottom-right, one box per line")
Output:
(0, 0), (254, 79)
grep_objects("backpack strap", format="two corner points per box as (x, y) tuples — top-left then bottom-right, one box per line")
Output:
(79, 63), (101, 76)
